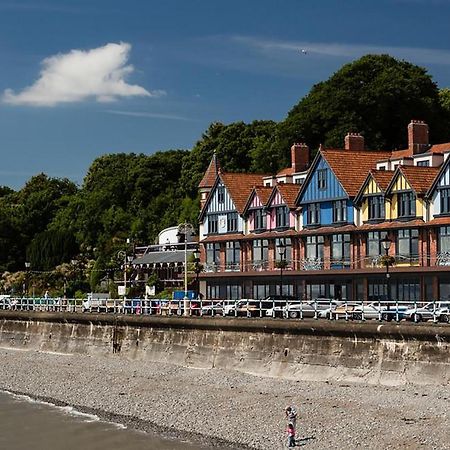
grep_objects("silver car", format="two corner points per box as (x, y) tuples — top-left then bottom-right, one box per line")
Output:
(404, 302), (450, 322)
(285, 300), (341, 319)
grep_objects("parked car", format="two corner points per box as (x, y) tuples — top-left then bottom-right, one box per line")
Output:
(380, 304), (409, 322)
(286, 299), (341, 319)
(264, 295), (298, 318)
(200, 302), (225, 316)
(235, 300), (265, 318)
(436, 305), (450, 323)
(351, 303), (386, 320)
(404, 302), (450, 322)
(318, 302), (358, 319)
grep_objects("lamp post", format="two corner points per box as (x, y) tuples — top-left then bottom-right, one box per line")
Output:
(277, 239), (286, 297)
(381, 236), (392, 311)
(177, 222), (194, 316)
(24, 262), (31, 297)
(193, 248), (201, 299)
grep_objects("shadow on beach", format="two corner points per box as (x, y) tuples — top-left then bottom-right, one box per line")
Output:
(295, 435), (316, 446)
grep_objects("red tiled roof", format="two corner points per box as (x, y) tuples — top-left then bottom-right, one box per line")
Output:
(390, 148), (411, 159)
(198, 153), (220, 188)
(245, 229), (298, 240)
(321, 149), (392, 197)
(220, 172), (268, 213)
(254, 186), (273, 206)
(429, 143), (450, 153)
(276, 183), (301, 209)
(398, 166), (440, 195)
(369, 169), (395, 191)
(276, 167), (295, 176)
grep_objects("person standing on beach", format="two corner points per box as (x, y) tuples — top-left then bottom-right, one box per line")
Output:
(286, 422), (296, 447)
(285, 405), (297, 430)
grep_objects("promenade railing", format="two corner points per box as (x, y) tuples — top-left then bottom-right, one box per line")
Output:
(0, 297), (449, 324)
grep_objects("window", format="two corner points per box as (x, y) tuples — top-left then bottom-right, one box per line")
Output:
(366, 231), (388, 257)
(225, 241), (240, 268)
(397, 229), (419, 261)
(275, 238), (292, 262)
(368, 196), (385, 220)
(226, 284), (242, 300)
(305, 236), (324, 260)
(306, 203), (320, 225)
(227, 213), (238, 232)
(440, 188), (450, 214)
(331, 234), (351, 268)
(217, 186), (225, 204)
(417, 160), (429, 167)
(253, 208), (266, 230)
(394, 279), (420, 301)
(398, 192), (416, 217)
(207, 283), (221, 299)
(276, 206), (289, 228)
(317, 169), (327, 190)
(207, 214), (218, 234)
(439, 226), (450, 254)
(332, 200), (347, 223)
(206, 243), (220, 264)
(368, 280), (388, 302)
(252, 239), (269, 262)
(294, 178), (304, 185)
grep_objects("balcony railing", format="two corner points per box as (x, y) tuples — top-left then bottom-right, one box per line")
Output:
(202, 254), (428, 273)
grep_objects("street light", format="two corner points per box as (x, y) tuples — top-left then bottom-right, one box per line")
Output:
(381, 236), (392, 310)
(177, 222), (194, 316)
(277, 239), (286, 297)
(24, 262), (31, 297)
(193, 248), (201, 299)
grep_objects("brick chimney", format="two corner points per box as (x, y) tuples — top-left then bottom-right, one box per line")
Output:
(408, 120), (429, 154)
(344, 132), (364, 151)
(291, 143), (309, 173)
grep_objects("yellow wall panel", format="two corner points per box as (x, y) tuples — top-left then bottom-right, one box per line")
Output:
(361, 201), (368, 222)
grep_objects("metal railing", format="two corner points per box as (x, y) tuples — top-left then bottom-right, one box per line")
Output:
(0, 297), (448, 324)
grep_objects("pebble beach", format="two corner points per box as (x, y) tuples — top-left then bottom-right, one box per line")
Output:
(0, 347), (448, 450)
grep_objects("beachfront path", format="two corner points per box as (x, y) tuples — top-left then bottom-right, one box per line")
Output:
(0, 348), (448, 449)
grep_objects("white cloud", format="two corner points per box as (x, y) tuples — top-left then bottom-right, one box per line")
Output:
(3, 42), (162, 106)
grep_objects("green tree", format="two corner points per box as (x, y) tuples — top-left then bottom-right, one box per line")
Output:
(277, 54), (449, 153)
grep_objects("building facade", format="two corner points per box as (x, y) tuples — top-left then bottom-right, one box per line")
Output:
(198, 121), (450, 302)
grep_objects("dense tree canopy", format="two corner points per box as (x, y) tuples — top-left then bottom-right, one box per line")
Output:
(277, 54), (449, 151)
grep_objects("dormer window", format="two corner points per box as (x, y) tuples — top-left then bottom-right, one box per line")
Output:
(276, 206), (289, 228)
(417, 160), (429, 167)
(368, 196), (385, 220)
(398, 192), (416, 217)
(254, 208), (266, 230)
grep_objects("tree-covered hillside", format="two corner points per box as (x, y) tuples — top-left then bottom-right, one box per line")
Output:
(1, 54), (450, 292)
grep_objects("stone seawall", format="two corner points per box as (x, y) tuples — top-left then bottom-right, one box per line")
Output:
(1, 311), (449, 386)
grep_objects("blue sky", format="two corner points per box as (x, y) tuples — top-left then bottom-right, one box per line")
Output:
(1, 0), (450, 189)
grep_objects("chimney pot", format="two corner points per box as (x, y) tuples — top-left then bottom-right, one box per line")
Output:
(344, 132), (364, 151)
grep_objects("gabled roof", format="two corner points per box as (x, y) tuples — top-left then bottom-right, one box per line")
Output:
(220, 172), (268, 214)
(385, 165), (440, 196)
(354, 169), (395, 205)
(268, 183), (301, 209)
(321, 149), (392, 197)
(297, 148), (391, 204)
(243, 186), (273, 214)
(198, 153), (220, 189)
